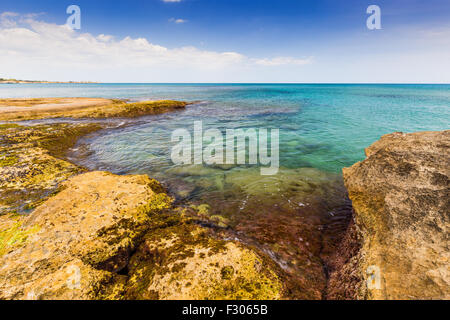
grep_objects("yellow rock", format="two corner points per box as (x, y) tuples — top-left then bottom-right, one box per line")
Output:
(343, 130), (450, 300)
(125, 215), (282, 300)
(0, 171), (283, 300)
(0, 171), (164, 299)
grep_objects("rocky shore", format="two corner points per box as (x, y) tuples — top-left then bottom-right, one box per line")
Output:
(0, 170), (282, 299)
(0, 104), (282, 300)
(0, 99), (448, 300)
(328, 130), (449, 300)
(0, 98), (188, 121)
(0, 79), (97, 84)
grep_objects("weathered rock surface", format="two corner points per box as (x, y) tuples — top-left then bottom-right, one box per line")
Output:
(339, 130), (449, 299)
(125, 212), (282, 300)
(0, 171), (164, 299)
(0, 123), (102, 214)
(0, 171), (282, 300)
(0, 99), (187, 121)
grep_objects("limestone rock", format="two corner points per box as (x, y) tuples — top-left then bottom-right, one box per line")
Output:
(343, 130), (449, 300)
(0, 171), (164, 299)
(0, 171), (283, 300)
(0, 99), (187, 121)
(124, 212), (282, 300)
(0, 123), (102, 214)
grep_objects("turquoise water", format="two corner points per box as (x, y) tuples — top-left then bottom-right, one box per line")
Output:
(3, 83), (449, 292)
(2, 83), (448, 173)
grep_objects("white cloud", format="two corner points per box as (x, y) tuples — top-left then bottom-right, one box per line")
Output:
(417, 27), (450, 46)
(163, 0), (182, 2)
(0, 12), (19, 27)
(169, 18), (188, 24)
(0, 12), (312, 82)
(254, 57), (313, 66)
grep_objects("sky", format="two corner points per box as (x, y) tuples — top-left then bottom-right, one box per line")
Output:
(0, 0), (449, 83)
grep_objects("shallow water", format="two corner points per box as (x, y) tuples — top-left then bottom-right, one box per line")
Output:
(4, 83), (449, 297)
(55, 83), (449, 206)
(3, 83), (447, 172)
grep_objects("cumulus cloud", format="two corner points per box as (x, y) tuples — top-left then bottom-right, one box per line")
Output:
(0, 12), (19, 27)
(0, 12), (312, 82)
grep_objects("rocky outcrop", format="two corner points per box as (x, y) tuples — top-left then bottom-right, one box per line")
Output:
(335, 130), (449, 299)
(0, 171), (166, 299)
(0, 117), (283, 300)
(3, 120), (447, 300)
(124, 212), (282, 300)
(0, 123), (102, 214)
(0, 171), (282, 300)
(0, 99), (188, 121)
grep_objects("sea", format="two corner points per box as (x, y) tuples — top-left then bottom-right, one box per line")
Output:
(2, 83), (448, 295)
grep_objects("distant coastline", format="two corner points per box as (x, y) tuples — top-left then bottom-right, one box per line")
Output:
(0, 80), (448, 85)
(0, 78), (97, 84)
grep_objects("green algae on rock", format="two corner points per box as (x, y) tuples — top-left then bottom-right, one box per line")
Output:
(0, 153), (18, 167)
(183, 166), (351, 299)
(0, 171), (284, 300)
(0, 123), (103, 214)
(124, 211), (282, 300)
(77, 100), (188, 119)
(0, 171), (171, 299)
(0, 99), (188, 121)
(0, 217), (40, 257)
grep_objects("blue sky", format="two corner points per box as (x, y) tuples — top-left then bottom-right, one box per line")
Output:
(0, 0), (449, 82)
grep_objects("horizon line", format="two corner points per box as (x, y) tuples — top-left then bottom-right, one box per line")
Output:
(3, 82), (449, 85)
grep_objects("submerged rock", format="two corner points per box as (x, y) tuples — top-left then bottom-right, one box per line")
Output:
(190, 166), (351, 299)
(337, 130), (449, 300)
(125, 212), (282, 300)
(0, 121), (284, 300)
